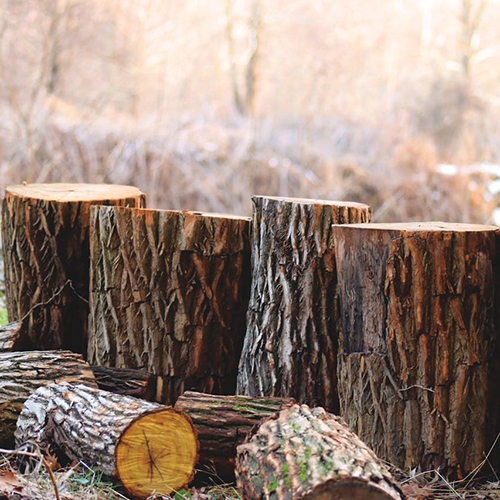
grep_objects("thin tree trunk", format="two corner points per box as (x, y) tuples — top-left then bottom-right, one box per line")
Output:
(237, 196), (371, 411)
(0, 350), (96, 448)
(175, 391), (294, 480)
(334, 222), (500, 476)
(1, 183), (146, 355)
(89, 206), (251, 404)
(16, 382), (198, 499)
(236, 404), (403, 500)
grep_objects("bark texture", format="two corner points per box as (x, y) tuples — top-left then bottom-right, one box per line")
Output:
(89, 206), (251, 404)
(91, 365), (160, 401)
(175, 390), (294, 480)
(334, 222), (500, 476)
(1, 183), (146, 355)
(0, 350), (97, 448)
(15, 383), (198, 498)
(237, 196), (371, 411)
(236, 404), (403, 500)
(0, 322), (27, 352)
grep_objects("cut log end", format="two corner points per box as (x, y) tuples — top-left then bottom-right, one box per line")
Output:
(337, 221), (498, 232)
(5, 183), (145, 202)
(305, 480), (401, 500)
(116, 408), (198, 498)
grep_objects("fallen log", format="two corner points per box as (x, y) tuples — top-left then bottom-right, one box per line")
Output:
(0, 322), (27, 352)
(15, 382), (198, 499)
(90, 365), (161, 401)
(89, 206), (251, 403)
(1, 183), (146, 355)
(236, 404), (404, 500)
(334, 222), (500, 475)
(237, 196), (371, 411)
(175, 391), (294, 480)
(0, 351), (97, 448)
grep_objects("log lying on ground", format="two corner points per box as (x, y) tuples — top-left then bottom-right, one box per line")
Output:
(15, 383), (198, 499)
(0, 351), (97, 448)
(1, 183), (146, 355)
(236, 404), (403, 500)
(334, 222), (500, 475)
(237, 196), (371, 411)
(89, 206), (251, 404)
(91, 365), (161, 401)
(175, 391), (294, 480)
(0, 322), (27, 352)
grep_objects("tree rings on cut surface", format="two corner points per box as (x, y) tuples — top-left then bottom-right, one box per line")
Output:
(116, 408), (198, 498)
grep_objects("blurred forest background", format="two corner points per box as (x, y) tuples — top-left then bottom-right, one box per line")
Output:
(1, 0), (500, 223)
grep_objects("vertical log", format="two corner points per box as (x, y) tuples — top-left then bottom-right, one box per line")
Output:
(1, 183), (146, 355)
(237, 196), (371, 410)
(0, 321), (27, 352)
(89, 206), (251, 404)
(334, 222), (500, 476)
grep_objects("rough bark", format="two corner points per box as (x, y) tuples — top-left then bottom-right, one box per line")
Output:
(91, 365), (160, 401)
(15, 382), (198, 499)
(1, 183), (146, 355)
(236, 404), (403, 500)
(89, 206), (251, 404)
(0, 322), (27, 352)
(334, 222), (500, 476)
(175, 390), (294, 480)
(237, 196), (371, 411)
(0, 350), (97, 448)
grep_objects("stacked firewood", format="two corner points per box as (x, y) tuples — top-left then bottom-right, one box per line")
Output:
(1, 183), (498, 498)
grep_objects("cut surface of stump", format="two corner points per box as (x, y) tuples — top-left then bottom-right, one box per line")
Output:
(334, 221), (500, 475)
(2, 183), (146, 355)
(16, 383), (198, 498)
(89, 206), (251, 403)
(237, 196), (371, 411)
(0, 350), (97, 448)
(236, 404), (403, 500)
(175, 391), (295, 480)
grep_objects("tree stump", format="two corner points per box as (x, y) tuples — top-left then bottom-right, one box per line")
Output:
(0, 350), (97, 448)
(237, 196), (371, 411)
(236, 404), (403, 500)
(1, 183), (146, 355)
(91, 365), (161, 401)
(333, 222), (500, 476)
(89, 206), (251, 404)
(16, 382), (198, 499)
(175, 391), (294, 480)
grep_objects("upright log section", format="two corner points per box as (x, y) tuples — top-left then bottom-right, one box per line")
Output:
(0, 321), (27, 352)
(334, 222), (500, 476)
(1, 183), (146, 355)
(16, 383), (198, 499)
(237, 196), (371, 411)
(175, 391), (294, 480)
(236, 404), (403, 500)
(89, 206), (251, 404)
(0, 350), (97, 448)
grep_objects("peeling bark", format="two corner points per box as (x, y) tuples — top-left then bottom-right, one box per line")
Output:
(236, 404), (403, 500)
(1, 183), (146, 355)
(175, 390), (294, 480)
(237, 196), (371, 410)
(0, 322), (27, 352)
(89, 206), (251, 404)
(0, 350), (97, 448)
(334, 222), (500, 475)
(15, 383), (198, 498)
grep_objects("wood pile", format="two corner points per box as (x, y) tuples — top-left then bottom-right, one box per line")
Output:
(0, 183), (498, 498)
